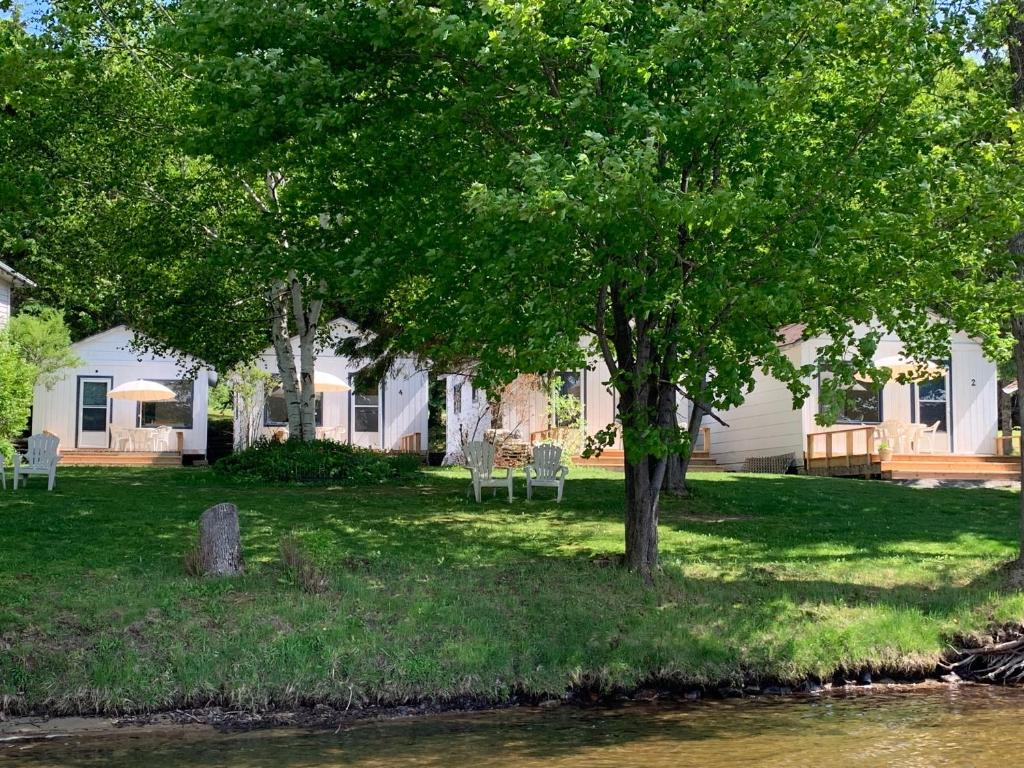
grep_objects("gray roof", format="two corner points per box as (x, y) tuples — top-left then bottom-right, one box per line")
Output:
(0, 260), (36, 288)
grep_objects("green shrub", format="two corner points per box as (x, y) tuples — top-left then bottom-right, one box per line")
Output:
(213, 438), (422, 484)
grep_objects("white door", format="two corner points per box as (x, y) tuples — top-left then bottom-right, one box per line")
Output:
(77, 377), (110, 448)
(351, 381), (382, 448)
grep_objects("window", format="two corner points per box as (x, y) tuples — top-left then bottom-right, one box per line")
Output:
(917, 375), (948, 432)
(81, 381), (109, 432)
(139, 379), (194, 429)
(453, 383), (463, 415)
(553, 371), (583, 427)
(818, 370), (882, 424)
(353, 380), (380, 433)
(264, 388), (323, 427)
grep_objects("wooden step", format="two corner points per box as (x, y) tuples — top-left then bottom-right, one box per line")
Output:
(885, 454), (1017, 465)
(888, 470), (1021, 481)
(574, 453), (725, 472)
(60, 450), (182, 467)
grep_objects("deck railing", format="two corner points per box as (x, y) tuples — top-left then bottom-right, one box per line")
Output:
(694, 426), (712, 455)
(530, 426), (582, 444)
(995, 434), (1021, 456)
(805, 425), (877, 470)
(398, 432), (422, 454)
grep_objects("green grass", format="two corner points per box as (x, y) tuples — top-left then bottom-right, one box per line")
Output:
(1, 466), (1021, 714)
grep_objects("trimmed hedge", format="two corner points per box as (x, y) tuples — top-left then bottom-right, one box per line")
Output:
(214, 438), (422, 484)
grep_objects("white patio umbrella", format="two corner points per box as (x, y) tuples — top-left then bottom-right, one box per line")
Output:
(107, 379), (177, 401)
(854, 356), (946, 384)
(313, 370), (352, 393)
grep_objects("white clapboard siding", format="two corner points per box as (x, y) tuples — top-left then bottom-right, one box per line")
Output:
(951, 342), (998, 455)
(0, 277), (11, 328)
(235, 317), (429, 452)
(31, 325), (211, 455)
(709, 348), (805, 471)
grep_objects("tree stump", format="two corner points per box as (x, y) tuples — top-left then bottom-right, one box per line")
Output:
(198, 503), (243, 576)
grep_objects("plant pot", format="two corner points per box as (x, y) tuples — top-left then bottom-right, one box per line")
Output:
(878, 448), (893, 461)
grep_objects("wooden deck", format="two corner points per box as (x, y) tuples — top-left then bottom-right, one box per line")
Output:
(805, 425), (1021, 481)
(60, 449), (185, 467)
(806, 452), (1021, 481)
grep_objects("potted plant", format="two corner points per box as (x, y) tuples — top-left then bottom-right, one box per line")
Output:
(877, 441), (893, 462)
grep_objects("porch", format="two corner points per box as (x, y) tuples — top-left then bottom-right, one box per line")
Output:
(564, 426), (724, 472)
(805, 426), (1019, 481)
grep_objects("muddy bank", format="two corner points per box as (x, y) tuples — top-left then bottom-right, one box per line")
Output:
(8, 622), (1024, 739)
(0, 675), (976, 743)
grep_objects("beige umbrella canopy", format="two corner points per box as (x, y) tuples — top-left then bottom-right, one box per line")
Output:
(854, 356), (946, 384)
(108, 379), (177, 401)
(313, 371), (352, 393)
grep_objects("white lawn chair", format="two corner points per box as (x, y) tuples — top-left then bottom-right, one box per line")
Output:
(13, 433), (61, 491)
(917, 421), (942, 454)
(110, 425), (134, 451)
(464, 440), (513, 502)
(151, 425), (174, 451)
(879, 420), (911, 453)
(525, 444), (568, 502)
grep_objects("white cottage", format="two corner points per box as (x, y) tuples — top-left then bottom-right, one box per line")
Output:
(445, 323), (1001, 477)
(708, 324), (999, 471)
(234, 318), (429, 453)
(0, 260), (35, 327)
(31, 325), (213, 463)
(443, 349), (693, 464)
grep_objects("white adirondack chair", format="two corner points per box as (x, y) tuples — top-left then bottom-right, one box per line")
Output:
(464, 440), (513, 502)
(13, 433), (61, 491)
(525, 444), (568, 502)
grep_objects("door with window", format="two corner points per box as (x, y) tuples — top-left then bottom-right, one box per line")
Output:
(915, 374), (950, 450)
(77, 377), (110, 448)
(351, 378), (381, 448)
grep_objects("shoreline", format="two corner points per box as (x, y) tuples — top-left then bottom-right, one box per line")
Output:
(0, 670), (987, 743)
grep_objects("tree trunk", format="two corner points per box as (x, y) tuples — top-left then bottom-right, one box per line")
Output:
(620, 372), (673, 579)
(288, 272), (324, 442)
(1012, 317), (1024, 569)
(266, 274), (325, 442)
(198, 502), (243, 577)
(661, 385), (687, 496)
(268, 284), (304, 438)
(624, 453), (665, 579)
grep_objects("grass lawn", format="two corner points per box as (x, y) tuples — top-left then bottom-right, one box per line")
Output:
(1, 466), (1022, 715)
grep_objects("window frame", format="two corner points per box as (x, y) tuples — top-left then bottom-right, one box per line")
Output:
(263, 386), (324, 428)
(137, 379), (196, 430)
(352, 377), (381, 434)
(553, 370), (584, 428)
(817, 368), (883, 425)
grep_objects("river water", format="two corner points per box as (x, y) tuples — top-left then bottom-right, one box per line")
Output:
(5, 687), (1024, 767)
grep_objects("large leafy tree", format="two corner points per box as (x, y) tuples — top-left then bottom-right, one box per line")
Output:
(347, 0), (982, 575)
(933, 1), (1024, 575)
(1, 1), (355, 438)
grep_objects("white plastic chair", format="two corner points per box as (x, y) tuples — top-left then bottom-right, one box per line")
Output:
(464, 441), (513, 502)
(879, 420), (911, 454)
(13, 434), (61, 491)
(917, 421), (942, 454)
(110, 425), (134, 451)
(152, 426), (174, 451)
(525, 444), (568, 502)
